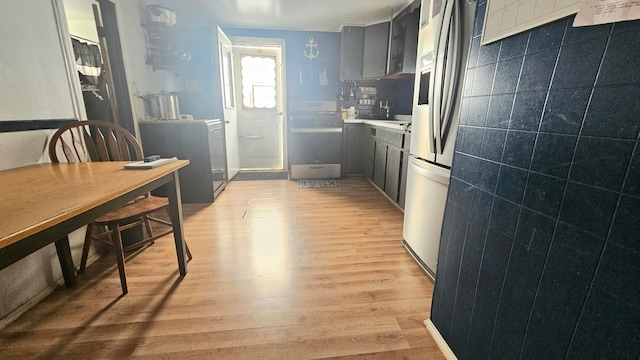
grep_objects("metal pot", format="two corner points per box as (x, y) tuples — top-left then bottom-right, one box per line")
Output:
(142, 92), (180, 120)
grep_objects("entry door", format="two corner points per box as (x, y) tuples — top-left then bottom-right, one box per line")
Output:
(232, 43), (284, 170)
(218, 27), (240, 179)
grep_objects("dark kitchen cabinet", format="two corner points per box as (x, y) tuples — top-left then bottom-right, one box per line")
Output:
(369, 124), (405, 197)
(376, 127), (404, 201)
(342, 123), (365, 175)
(139, 120), (227, 203)
(361, 123), (409, 207)
(365, 158), (374, 182)
(373, 141), (387, 189)
(364, 125), (376, 181)
(362, 21), (390, 79)
(385, 146), (402, 202)
(398, 133), (411, 209)
(340, 26), (365, 81)
(388, 1), (420, 76)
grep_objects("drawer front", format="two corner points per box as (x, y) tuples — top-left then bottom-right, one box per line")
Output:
(375, 127), (403, 148)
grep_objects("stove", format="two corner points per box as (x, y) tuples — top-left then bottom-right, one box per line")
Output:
(288, 100), (342, 179)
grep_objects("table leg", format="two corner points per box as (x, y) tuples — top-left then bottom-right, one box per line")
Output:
(165, 171), (188, 276)
(54, 236), (77, 287)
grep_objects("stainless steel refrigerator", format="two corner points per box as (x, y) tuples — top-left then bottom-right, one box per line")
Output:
(402, 0), (476, 279)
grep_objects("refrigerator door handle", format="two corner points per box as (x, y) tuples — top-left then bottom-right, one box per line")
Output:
(429, 2), (448, 156)
(439, 0), (455, 118)
(433, 0), (452, 154)
(409, 157), (450, 185)
(439, 0), (463, 154)
(435, 0), (458, 154)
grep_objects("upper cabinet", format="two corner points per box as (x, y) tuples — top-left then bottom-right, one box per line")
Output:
(388, 1), (420, 76)
(362, 21), (390, 79)
(342, 0), (420, 80)
(340, 26), (365, 81)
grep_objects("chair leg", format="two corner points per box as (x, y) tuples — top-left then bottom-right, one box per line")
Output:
(185, 241), (193, 261)
(111, 223), (128, 295)
(79, 223), (94, 273)
(143, 215), (154, 244)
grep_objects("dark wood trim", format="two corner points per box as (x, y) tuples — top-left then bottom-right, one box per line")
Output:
(97, 0), (136, 135)
(0, 119), (77, 133)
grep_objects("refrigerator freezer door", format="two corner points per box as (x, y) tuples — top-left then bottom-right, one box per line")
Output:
(402, 156), (450, 279)
(410, 0), (437, 163)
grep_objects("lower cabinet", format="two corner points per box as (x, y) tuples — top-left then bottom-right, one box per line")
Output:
(364, 125), (376, 181)
(399, 151), (409, 208)
(398, 133), (411, 208)
(363, 124), (409, 208)
(385, 146), (402, 202)
(139, 120), (227, 203)
(344, 123), (410, 209)
(373, 141), (387, 189)
(342, 124), (365, 175)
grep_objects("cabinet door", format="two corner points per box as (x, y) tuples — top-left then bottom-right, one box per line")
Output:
(365, 126), (376, 160)
(139, 122), (214, 203)
(364, 126), (376, 181)
(342, 124), (364, 174)
(362, 21), (390, 79)
(388, 2), (420, 75)
(365, 159), (374, 181)
(385, 146), (402, 202)
(340, 26), (364, 81)
(399, 151), (409, 209)
(373, 142), (387, 189)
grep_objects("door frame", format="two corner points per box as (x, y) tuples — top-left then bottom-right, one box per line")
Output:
(218, 28), (240, 179)
(229, 36), (288, 171)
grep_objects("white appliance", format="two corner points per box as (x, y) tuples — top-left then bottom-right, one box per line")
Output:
(402, 0), (476, 279)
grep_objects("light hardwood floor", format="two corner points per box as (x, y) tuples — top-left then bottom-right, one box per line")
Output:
(0, 177), (444, 359)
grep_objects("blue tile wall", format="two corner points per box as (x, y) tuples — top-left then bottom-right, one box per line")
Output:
(430, 2), (640, 359)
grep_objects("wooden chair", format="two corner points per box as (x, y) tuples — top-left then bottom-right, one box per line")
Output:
(48, 120), (191, 294)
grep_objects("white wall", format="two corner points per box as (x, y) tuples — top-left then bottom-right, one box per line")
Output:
(0, 0), (86, 324)
(0, 1), (77, 120)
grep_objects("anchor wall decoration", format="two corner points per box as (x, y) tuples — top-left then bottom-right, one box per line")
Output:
(304, 37), (319, 60)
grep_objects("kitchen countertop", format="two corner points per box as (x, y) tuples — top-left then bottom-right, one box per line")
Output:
(343, 116), (411, 131)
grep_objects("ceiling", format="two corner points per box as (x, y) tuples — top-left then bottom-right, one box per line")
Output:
(50, 0), (407, 32)
(163, 0), (415, 31)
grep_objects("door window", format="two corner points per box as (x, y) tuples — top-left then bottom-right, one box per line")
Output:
(240, 55), (276, 109)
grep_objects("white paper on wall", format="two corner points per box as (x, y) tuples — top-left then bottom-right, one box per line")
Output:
(482, 0), (582, 45)
(574, 0), (640, 26)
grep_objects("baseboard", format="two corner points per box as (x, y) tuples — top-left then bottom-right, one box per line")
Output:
(0, 280), (61, 331)
(425, 318), (457, 360)
(0, 251), (102, 331)
(364, 177), (405, 212)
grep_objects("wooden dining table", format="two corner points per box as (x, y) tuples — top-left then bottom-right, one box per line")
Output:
(0, 160), (190, 287)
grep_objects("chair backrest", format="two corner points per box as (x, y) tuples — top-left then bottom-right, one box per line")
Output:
(49, 120), (143, 163)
